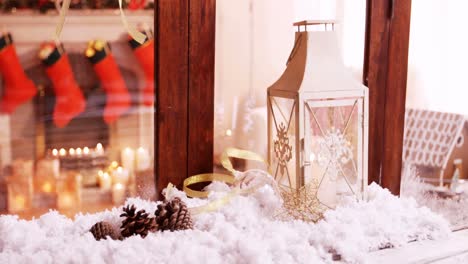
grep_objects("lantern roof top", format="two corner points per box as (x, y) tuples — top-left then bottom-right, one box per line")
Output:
(268, 21), (366, 95)
(292, 20), (338, 26)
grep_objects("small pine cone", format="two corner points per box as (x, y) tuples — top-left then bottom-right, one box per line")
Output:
(155, 197), (193, 232)
(120, 205), (158, 238)
(90, 221), (122, 241)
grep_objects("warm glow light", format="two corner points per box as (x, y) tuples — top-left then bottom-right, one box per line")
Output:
(69, 148), (75, 156)
(225, 129), (233, 137)
(59, 148), (66, 156)
(98, 170), (104, 177)
(52, 149), (58, 157)
(76, 148), (82, 155)
(83, 147), (90, 155)
(42, 182), (52, 193)
(110, 161), (119, 169)
(114, 183), (124, 190)
(14, 195), (26, 209)
(117, 166), (123, 173)
(124, 147), (132, 154)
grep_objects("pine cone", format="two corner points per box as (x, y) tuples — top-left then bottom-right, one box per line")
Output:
(155, 197), (193, 232)
(90, 221), (122, 241)
(120, 205), (158, 238)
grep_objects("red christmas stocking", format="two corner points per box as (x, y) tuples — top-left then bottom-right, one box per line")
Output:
(86, 40), (130, 124)
(0, 33), (37, 113)
(129, 35), (154, 106)
(40, 43), (86, 128)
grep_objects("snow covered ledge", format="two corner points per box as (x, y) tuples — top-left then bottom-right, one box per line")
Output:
(0, 183), (453, 263)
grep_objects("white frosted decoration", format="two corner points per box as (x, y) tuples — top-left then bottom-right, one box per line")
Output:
(238, 107), (268, 170)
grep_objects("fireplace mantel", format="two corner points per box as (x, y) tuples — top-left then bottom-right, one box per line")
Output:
(0, 10), (154, 44)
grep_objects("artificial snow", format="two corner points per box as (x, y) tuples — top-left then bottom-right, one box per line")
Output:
(0, 181), (450, 264)
(401, 166), (468, 229)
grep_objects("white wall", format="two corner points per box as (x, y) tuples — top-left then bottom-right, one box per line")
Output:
(407, 0), (468, 115)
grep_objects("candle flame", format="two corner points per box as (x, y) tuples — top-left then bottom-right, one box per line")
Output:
(59, 148), (66, 156)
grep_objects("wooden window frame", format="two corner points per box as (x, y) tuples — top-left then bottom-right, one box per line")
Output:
(154, 0), (412, 196)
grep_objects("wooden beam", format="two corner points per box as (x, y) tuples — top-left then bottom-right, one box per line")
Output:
(363, 0), (412, 195)
(155, 0), (215, 196)
(188, 0), (216, 176)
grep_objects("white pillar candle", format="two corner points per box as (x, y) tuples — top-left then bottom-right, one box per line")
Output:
(112, 183), (126, 204)
(76, 148), (82, 156)
(121, 147), (135, 172)
(112, 166), (130, 184)
(98, 171), (112, 191)
(52, 149), (58, 157)
(95, 143), (104, 156)
(136, 147), (151, 171)
(69, 148), (75, 156)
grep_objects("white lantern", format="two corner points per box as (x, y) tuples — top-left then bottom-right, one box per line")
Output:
(267, 20), (369, 209)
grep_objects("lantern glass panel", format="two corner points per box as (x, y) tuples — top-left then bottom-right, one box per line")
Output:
(268, 96), (297, 189)
(304, 98), (364, 208)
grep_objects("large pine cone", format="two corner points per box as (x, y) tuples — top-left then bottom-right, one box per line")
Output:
(90, 221), (122, 240)
(120, 205), (158, 238)
(155, 197), (193, 232)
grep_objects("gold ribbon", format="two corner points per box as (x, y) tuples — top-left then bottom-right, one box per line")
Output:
(183, 148), (268, 199)
(178, 148), (272, 215)
(55, 0), (146, 44)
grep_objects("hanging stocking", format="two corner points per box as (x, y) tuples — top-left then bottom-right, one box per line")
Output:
(0, 33), (37, 114)
(86, 40), (130, 124)
(39, 43), (86, 128)
(128, 31), (154, 106)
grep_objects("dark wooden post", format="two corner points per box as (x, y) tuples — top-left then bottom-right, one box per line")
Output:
(155, 0), (215, 196)
(363, 0), (412, 195)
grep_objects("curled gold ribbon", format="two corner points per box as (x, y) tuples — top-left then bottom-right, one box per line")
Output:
(178, 148), (272, 215)
(54, 0), (146, 44)
(183, 173), (236, 199)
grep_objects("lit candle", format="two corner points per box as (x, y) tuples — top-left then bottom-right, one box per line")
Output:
(121, 147), (135, 172)
(83, 147), (90, 155)
(52, 149), (58, 157)
(76, 147), (82, 156)
(69, 148), (75, 156)
(110, 161), (119, 169)
(59, 148), (66, 157)
(112, 183), (126, 204)
(136, 147), (151, 171)
(98, 171), (112, 190)
(95, 143), (104, 155)
(42, 181), (52, 193)
(112, 166), (130, 184)
(225, 129), (233, 137)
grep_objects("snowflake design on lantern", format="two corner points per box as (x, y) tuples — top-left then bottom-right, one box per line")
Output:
(316, 128), (353, 180)
(274, 122), (293, 176)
